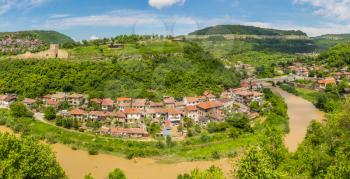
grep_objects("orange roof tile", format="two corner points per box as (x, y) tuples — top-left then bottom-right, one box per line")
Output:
(197, 101), (223, 110)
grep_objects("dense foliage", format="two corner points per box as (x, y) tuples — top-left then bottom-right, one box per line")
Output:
(319, 43), (350, 67)
(0, 30), (74, 44)
(0, 43), (239, 99)
(0, 133), (66, 178)
(108, 168), (127, 179)
(177, 166), (225, 179)
(189, 25), (306, 36)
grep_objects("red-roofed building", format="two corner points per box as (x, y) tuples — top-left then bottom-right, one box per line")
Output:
(185, 105), (199, 121)
(46, 99), (60, 109)
(183, 97), (199, 106)
(69, 108), (87, 120)
(317, 77), (336, 89)
(0, 94), (17, 107)
(163, 96), (176, 108)
(145, 108), (167, 119)
(23, 98), (36, 109)
(197, 101), (224, 120)
(110, 127), (148, 137)
(67, 93), (85, 106)
(147, 101), (164, 109)
(102, 98), (114, 111)
(132, 99), (146, 111)
(167, 108), (183, 123)
(203, 91), (216, 101)
(89, 111), (106, 120)
(124, 108), (143, 120)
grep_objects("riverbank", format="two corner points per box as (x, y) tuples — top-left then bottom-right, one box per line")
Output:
(270, 86), (324, 152)
(0, 124), (233, 179)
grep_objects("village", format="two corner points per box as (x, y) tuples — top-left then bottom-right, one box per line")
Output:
(0, 81), (265, 139)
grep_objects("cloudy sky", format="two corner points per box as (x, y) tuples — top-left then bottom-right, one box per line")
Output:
(1, 0), (350, 40)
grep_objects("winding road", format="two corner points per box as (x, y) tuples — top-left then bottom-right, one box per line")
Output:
(270, 86), (324, 152)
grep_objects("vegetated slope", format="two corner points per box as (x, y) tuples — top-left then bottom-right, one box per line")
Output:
(0, 30), (74, 55)
(189, 25), (307, 36)
(0, 43), (240, 99)
(312, 34), (350, 52)
(0, 30), (74, 44)
(318, 43), (350, 67)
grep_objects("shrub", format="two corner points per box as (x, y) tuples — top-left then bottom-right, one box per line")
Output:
(108, 168), (126, 179)
(212, 151), (221, 159)
(88, 147), (99, 155)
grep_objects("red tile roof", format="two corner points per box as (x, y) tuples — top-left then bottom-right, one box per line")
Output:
(116, 97), (132, 101)
(167, 108), (182, 115)
(47, 99), (59, 106)
(90, 98), (102, 104)
(102, 98), (114, 106)
(124, 108), (142, 114)
(146, 108), (167, 114)
(186, 105), (197, 112)
(23, 98), (36, 104)
(184, 97), (198, 103)
(105, 111), (126, 118)
(89, 111), (106, 117)
(69, 108), (87, 115)
(197, 101), (223, 110)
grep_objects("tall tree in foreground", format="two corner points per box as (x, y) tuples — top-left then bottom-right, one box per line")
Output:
(0, 133), (66, 178)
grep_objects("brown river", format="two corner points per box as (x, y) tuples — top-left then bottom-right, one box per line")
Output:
(0, 125), (231, 179)
(270, 86), (325, 152)
(0, 86), (324, 178)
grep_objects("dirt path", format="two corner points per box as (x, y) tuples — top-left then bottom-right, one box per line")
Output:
(0, 125), (232, 179)
(270, 86), (324, 152)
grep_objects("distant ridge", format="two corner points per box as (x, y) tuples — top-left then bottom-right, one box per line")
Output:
(189, 25), (307, 36)
(0, 30), (74, 44)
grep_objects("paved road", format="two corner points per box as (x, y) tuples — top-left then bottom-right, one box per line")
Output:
(270, 86), (324, 152)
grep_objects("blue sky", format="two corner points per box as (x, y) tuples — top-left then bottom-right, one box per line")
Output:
(0, 0), (350, 40)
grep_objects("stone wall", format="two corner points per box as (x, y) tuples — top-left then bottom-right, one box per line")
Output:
(16, 44), (69, 59)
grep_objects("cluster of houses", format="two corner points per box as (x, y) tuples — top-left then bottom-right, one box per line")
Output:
(282, 63), (350, 91)
(0, 83), (265, 138)
(0, 35), (45, 54)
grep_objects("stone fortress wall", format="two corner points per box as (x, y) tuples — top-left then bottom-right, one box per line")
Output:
(17, 44), (69, 59)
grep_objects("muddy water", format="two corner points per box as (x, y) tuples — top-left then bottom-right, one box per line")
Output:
(270, 87), (324, 152)
(0, 125), (231, 179)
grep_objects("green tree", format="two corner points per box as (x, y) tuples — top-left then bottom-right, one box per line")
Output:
(249, 101), (260, 112)
(44, 106), (57, 120)
(177, 166), (225, 179)
(10, 102), (33, 118)
(237, 147), (284, 178)
(0, 133), (66, 178)
(85, 173), (94, 179)
(108, 168), (126, 179)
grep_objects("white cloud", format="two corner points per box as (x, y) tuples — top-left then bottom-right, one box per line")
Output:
(148, 0), (185, 9)
(38, 8), (350, 37)
(89, 35), (99, 40)
(0, 0), (48, 15)
(294, 0), (350, 21)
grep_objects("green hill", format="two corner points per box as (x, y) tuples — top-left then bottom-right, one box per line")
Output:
(189, 25), (307, 36)
(0, 30), (74, 44)
(312, 34), (350, 52)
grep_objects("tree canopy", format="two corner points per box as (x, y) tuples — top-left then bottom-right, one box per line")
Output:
(0, 133), (66, 178)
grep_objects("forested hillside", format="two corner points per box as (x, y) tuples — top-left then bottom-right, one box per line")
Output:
(0, 30), (74, 44)
(189, 25), (307, 36)
(0, 30), (74, 55)
(0, 43), (239, 99)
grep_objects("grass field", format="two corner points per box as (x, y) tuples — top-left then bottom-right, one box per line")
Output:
(67, 40), (185, 60)
(295, 87), (320, 104)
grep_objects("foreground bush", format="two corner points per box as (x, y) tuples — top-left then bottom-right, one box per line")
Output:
(0, 133), (66, 178)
